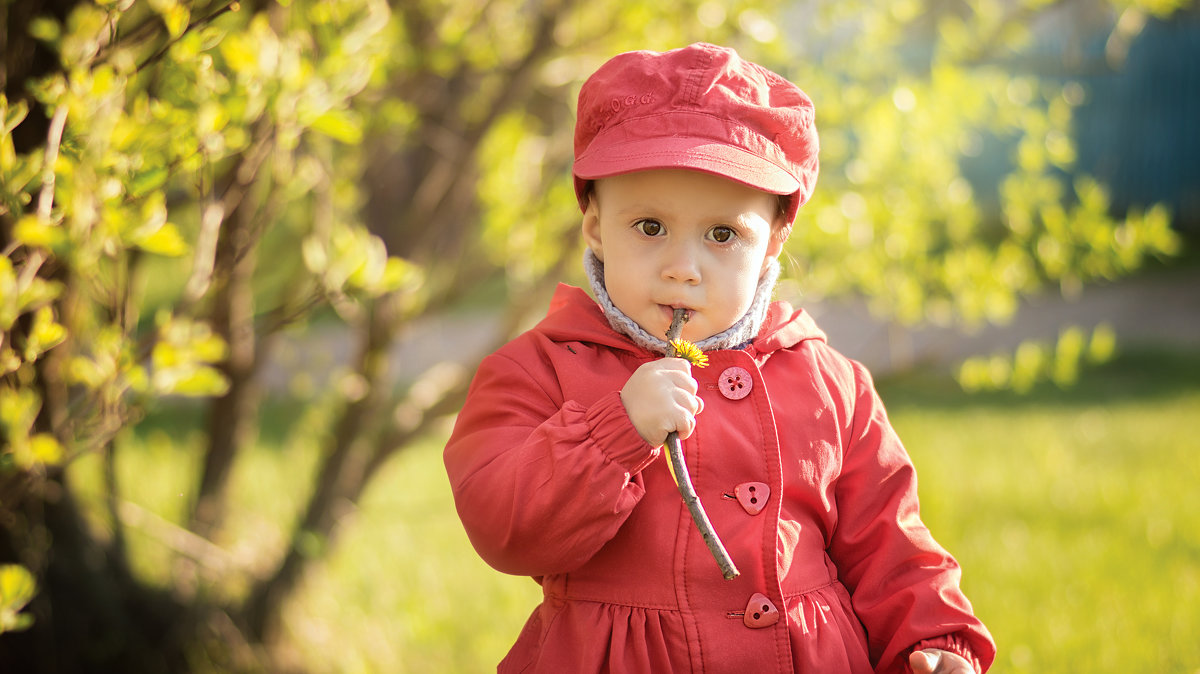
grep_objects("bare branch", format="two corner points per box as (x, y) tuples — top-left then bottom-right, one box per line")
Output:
(119, 500), (238, 574)
(14, 105), (68, 291)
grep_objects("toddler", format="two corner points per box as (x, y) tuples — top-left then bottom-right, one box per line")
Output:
(444, 43), (996, 673)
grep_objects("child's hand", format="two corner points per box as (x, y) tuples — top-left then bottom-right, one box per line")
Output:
(621, 358), (704, 446)
(909, 648), (975, 674)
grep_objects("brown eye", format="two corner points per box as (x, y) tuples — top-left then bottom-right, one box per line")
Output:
(709, 226), (735, 243)
(635, 219), (664, 236)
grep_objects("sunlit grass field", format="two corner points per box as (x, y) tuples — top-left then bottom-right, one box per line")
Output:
(881, 349), (1200, 673)
(70, 347), (1200, 673)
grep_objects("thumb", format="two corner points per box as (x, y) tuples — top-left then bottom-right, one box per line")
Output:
(909, 649), (940, 673)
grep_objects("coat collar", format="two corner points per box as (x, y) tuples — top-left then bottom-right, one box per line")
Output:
(537, 284), (827, 357)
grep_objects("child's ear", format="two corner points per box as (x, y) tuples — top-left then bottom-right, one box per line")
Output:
(761, 219), (789, 273)
(581, 193), (604, 261)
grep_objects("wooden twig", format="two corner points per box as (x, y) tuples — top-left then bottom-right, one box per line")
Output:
(664, 309), (739, 580)
(13, 104), (68, 293)
(117, 500), (236, 573)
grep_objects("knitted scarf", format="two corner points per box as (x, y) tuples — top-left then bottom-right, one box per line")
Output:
(584, 248), (780, 356)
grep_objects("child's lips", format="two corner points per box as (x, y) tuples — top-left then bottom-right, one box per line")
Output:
(660, 304), (694, 323)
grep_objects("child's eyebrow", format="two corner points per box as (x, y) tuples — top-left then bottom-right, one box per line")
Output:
(620, 208), (766, 229)
(610, 201), (668, 220)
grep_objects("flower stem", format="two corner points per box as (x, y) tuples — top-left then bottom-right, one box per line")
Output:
(665, 309), (739, 580)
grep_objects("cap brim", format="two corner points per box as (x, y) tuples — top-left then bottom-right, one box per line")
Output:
(574, 136), (800, 197)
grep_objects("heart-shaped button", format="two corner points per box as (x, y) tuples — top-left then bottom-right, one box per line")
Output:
(734, 482), (770, 515)
(743, 592), (780, 629)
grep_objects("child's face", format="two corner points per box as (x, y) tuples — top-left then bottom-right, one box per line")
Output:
(583, 169), (785, 344)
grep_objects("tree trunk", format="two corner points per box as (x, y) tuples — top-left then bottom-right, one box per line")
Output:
(241, 292), (397, 641)
(185, 117), (276, 539)
(239, 7), (576, 642)
(191, 200), (262, 539)
(0, 473), (197, 673)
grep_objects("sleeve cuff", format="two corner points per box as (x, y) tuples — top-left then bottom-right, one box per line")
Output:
(583, 391), (661, 476)
(911, 634), (984, 674)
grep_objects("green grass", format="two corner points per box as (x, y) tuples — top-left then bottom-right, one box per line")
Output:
(277, 428), (539, 674)
(67, 347), (1200, 672)
(877, 349), (1200, 673)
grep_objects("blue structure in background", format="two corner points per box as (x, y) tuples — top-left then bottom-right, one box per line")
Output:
(1072, 6), (1200, 232)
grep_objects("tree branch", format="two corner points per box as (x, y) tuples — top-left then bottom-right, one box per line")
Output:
(14, 105), (68, 292)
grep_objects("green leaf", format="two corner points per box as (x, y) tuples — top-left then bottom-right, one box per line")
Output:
(380, 257), (423, 294)
(0, 387), (40, 437)
(0, 257), (17, 330)
(151, 340), (183, 369)
(154, 364), (229, 395)
(1053, 327), (1087, 387)
(1, 96), (29, 136)
(23, 306), (67, 361)
(0, 565), (37, 635)
(1087, 323), (1117, 364)
(191, 333), (228, 363)
(128, 166), (168, 198)
(150, 317), (230, 396)
(16, 278), (65, 318)
(25, 433), (64, 468)
(219, 32), (259, 73)
(0, 348), (19, 376)
(159, 2), (191, 39)
(12, 215), (66, 251)
(28, 17), (61, 45)
(311, 109), (363, 144)
(133, 222), (189, 257)
(66, 355), (111, 389)
(301, 235), (328, 274)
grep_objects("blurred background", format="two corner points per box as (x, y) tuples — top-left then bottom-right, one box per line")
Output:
(1, 0), (1197, 671)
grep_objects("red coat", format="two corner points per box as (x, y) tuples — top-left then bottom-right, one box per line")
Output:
(444, 285), (995, 673)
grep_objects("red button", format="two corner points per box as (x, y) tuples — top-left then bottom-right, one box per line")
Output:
(734, 482), (770, 515)
(718, 366), (753, 400)
(743, 593), (779, 629)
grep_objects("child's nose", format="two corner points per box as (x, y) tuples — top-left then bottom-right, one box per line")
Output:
(661, 243), (701, 284)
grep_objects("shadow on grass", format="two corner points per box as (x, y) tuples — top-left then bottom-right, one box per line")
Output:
(130, 396), (327, 449)
(876, 345), (1200, 413)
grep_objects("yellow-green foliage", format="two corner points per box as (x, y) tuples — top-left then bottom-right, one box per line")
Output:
(0, 564), (37, 635)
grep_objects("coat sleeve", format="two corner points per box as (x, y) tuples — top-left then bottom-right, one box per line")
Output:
(443, 349), (660, 577)
(826, 362), (996, 674)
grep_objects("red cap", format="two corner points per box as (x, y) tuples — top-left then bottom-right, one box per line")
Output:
(573, 43), (819, 224)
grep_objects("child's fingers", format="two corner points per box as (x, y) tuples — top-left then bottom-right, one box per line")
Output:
(672, 379), (704, 438)
(674, 414), (697, 440)
(661, 358), (698, 389)
(621, 357), (710, 444)
(909, 649), (974, 674)
(909, 650), (939, 673)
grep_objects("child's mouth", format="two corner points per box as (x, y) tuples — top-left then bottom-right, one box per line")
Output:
(661, 305), (694, 324)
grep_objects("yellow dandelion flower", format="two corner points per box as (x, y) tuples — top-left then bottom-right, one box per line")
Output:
(670, 339), (709, 368)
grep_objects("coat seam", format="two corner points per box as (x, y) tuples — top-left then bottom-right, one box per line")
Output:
(541, 591), (680, 612)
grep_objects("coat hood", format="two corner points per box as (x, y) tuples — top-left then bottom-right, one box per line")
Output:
(536, 284), (827, 357)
